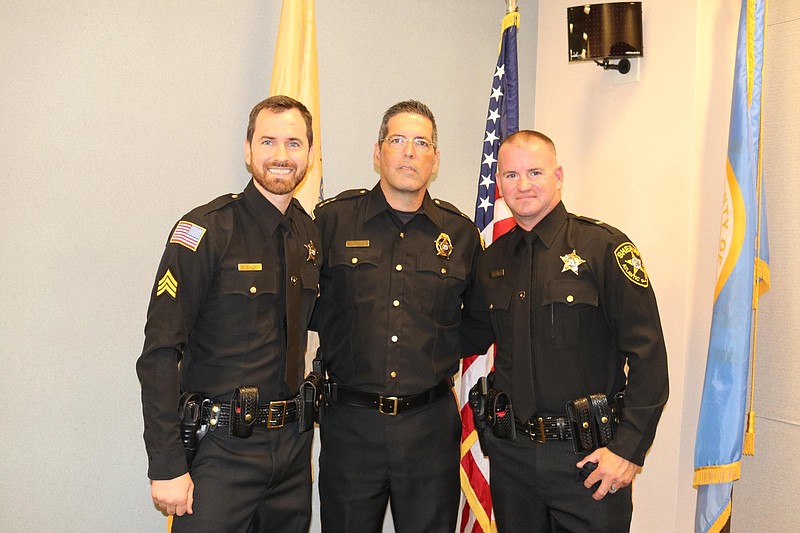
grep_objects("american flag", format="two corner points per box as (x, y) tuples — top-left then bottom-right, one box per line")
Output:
(458, 10), (519, 533)
(169, 220), (207, 252)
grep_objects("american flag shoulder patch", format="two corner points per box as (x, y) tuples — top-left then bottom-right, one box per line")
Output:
(170, 221), (207, 252)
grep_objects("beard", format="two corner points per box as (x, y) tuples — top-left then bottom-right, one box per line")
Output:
(252, 160), (307, 196)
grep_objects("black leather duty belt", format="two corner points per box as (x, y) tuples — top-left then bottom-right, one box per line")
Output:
(330, 378), (453, 416)
(202, 396), (301, 430)
(516, 415), (573, 443)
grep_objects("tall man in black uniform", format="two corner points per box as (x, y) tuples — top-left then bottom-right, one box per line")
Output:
(136, 95), (321, 532)
(476, 131), (668, 532)
(312, 100), (493, 533)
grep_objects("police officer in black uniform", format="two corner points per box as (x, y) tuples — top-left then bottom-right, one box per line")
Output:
(312, 100), (493, 533)
(475, 131), (668, 532)
(136, 95), (321, 532)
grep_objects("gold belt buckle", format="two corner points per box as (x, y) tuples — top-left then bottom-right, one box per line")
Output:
(267, 400), (287, 428)
(378, 396), (399, 416)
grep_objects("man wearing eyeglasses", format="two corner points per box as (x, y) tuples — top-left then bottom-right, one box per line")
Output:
(312, 100), (493, 533)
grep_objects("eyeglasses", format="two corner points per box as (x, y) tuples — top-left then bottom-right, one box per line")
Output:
(380, 135), (436, 152)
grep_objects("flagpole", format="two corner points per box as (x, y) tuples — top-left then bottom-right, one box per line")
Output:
(506, 0), (517, 14)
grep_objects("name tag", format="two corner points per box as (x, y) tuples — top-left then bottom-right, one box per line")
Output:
(490, 269), (505, 278)
(345, 240), (370, 248)
(238, 263), (263, 271)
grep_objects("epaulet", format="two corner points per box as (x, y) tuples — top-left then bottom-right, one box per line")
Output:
(194, 192), (242, 217)
(572, 214), (617, 235)
(432, 198), (471, 221)
(315, 188), (368, 210)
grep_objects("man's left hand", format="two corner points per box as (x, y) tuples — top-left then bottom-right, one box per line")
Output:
(576, 448), (639, 501)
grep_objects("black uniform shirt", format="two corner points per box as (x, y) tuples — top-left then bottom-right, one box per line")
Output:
(136, 179), (321, 480)
(312, 184), (492, 396)
(478, 202), (668, 465)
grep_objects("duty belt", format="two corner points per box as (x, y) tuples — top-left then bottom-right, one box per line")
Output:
(516, 414), (573, 443)
(329, 377), (453, 416)
(203, 396), (301, 430)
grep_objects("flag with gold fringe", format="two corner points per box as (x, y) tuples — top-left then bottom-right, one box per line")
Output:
(693, 0), (769, 531)
(270, 0), (323, 213)
(457, 8), (519, 533)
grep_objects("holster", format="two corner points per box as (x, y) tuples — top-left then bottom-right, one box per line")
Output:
(468, 376), (489, 451)
(179, 392), (209, 467)
(229, 386), (259, 438)
(485, 388), (516, 441)
(299, 358), (326, 433)
(566, 392), (623, 454)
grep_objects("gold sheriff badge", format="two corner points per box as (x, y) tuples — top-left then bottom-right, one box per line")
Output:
(304, 241), (318, 265)
(435, 233), (453, 259)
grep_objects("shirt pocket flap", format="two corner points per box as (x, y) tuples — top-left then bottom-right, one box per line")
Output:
(222, 270), (278, 297)
(542, 279), (598, 307)
(329, 246), (381, 268)
(415, 254), (467, 280)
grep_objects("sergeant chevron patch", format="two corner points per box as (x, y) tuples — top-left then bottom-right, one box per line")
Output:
(156, 269), (178, 300)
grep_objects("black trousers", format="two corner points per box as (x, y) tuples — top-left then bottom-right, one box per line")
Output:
(171, 423), (312, 533)
(483, 430), (632, 533)
(318, 394), (461, 533)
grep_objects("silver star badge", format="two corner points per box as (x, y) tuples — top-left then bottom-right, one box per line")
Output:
(560, 250), (586, 275)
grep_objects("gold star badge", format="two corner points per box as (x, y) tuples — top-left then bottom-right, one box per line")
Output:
(560, 250), (586, 275)
(304, 241), (317, 265)
(435, 233), (453, 259)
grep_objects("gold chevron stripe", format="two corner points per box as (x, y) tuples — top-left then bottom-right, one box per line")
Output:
(156, 269), (178, 299)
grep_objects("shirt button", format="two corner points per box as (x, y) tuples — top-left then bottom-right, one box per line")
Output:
(390, 371), (397, 378)
(351, 257), (358, 264)
(399, 232), (405, 239)
(440, 268), (447, 274)
(290, 276), (298, 285)
(393, 300), (400, 307)
(566, 295), (574, 303)
(250, 286), (257, 294)
(518, 291), (526, 299)
(395, 264), (403, 271)
(489, 303), (494, 310)
(391, 335), (398, 343)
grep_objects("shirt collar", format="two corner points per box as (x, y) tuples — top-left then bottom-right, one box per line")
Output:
(511, 201), (569, 254)
(364, 183), (444, 230)
(242, 179), (289, 235)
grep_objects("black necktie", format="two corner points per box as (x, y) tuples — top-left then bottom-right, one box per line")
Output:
(512, 232), (537, 421)
(282, 217), (302, 391)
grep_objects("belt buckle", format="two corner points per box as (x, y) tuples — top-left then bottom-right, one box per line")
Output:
(378, 396), (399, 416)
(267, 400), (287, 429)
(524, 418), (546, 443)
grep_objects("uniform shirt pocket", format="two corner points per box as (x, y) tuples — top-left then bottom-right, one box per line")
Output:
(218, 269), (279, 332)
(414, 253), (468, 324)
(327, 246), (382, 305)
(542, 279), (601, 348)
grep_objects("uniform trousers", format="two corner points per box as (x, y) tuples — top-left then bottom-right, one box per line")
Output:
(483, 430), (632, 533)
(318, 393), (461, 533)
(171, 423), (312, 533)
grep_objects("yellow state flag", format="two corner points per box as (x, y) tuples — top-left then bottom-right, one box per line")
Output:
(270, 0), (323, 214)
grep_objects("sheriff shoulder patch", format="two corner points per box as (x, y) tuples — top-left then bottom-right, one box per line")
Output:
(170, 221), (207, 252)
(614, 242), (649, 287)
(156, 269), (178, 299)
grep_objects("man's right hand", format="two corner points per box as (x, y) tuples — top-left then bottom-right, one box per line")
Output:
(151, 472), (194, 516)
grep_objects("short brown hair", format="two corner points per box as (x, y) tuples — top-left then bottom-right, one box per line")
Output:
(500, 130), (557, 158)
(246, 95), (313, 146)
